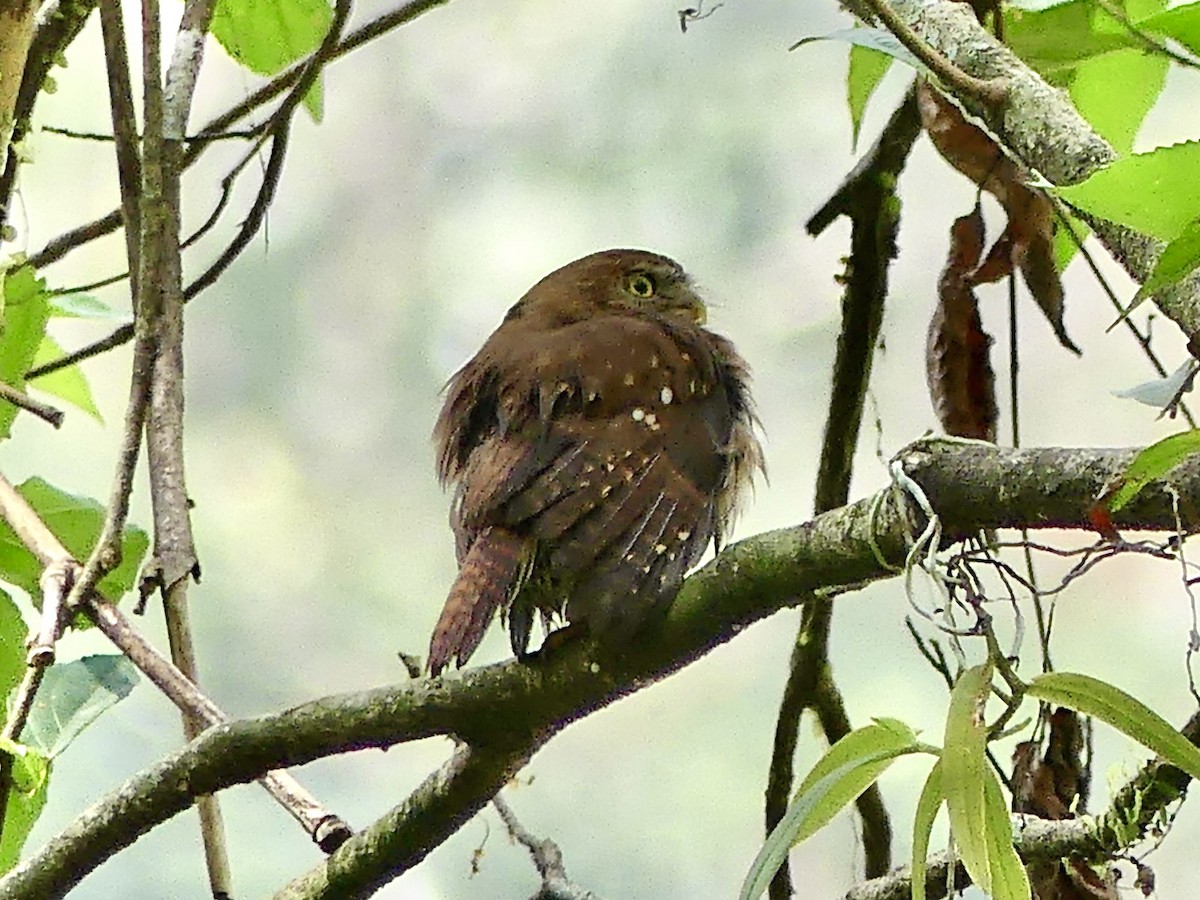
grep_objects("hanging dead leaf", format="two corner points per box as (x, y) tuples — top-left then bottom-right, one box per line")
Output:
(927, 206), (998, 441)
(917, 80), (1080, 355)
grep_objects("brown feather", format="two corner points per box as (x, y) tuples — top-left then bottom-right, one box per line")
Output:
(427, 526), (532, 676)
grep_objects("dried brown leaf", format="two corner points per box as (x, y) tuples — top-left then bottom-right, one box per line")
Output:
(927, 206), (998, 442)
(918, 80), (1080, 354)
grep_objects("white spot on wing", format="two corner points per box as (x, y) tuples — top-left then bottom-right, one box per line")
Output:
(631, 408), (645, 421)
(660, 386), (673, 405)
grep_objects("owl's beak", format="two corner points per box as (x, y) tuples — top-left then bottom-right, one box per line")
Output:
(677, 290), (707, 325)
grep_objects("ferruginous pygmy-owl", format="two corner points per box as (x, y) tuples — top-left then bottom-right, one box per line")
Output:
(427, 249), (763, 675)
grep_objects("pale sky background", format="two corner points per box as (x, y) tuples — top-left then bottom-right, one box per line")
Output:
(4, 0), (1200, 897)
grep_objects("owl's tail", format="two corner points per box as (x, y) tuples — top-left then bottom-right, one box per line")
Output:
(428, 527), (532, 676)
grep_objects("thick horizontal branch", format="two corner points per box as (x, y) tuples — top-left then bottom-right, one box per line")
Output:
(3, 443), (1195, 897)
(888, 0), (1200, 345)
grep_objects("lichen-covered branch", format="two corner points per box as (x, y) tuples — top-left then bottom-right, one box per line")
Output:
(886, 0), (1200, 346)
(2, 443), (1196, 898)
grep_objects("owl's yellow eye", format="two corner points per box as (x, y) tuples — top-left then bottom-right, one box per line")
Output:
(627, 273), (656, 298)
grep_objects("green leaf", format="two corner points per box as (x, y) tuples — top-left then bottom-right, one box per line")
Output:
(1127, 0), (1167, 21)
(792, 28), (923, 74)
(1134, 220), (1200, 303)
(1028, 672), (1200, 781)
(0, 266), (51, 440)
(910, 759), (944, 900)
(210, 0), (332, 120)
(0, 478), (149, 603)
(1139, 1), (1200, 57)
(0, 738), (49, 874)
(1005, 1), (1138, 75)
(847, 44), (893, 150)
(792, 717), (921, 840)
(1069, 48), (1168, 156)
(942, 662), (994, 892)
(47, 293), (125, 320)
(1058, 141), (1200, 241)
(740, 719), (929, 900)
(981, 767), (1032, 900)
(1105, 429), (1200, 512)
(29, 336), (102, 422)
(23, 655), (139, 758)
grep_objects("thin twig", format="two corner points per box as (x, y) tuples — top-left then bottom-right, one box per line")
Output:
(24, 0), (420, 382)
(492, 793), (604, 900)
(97, 0), (141, 288)
(0, 468), (351, 849)
(0, 382), (63, 427)
(24, 0), (450, 273)
(42, 126), (115, 141)
(857, 0), (1008, 105)
(0, 0), (97, 221)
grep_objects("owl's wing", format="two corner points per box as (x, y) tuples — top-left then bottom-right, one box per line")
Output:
(447, 315), (747, 636)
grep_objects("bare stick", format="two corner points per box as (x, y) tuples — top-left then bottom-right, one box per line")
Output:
(147, 0), (231, 888)
(23, 0), (450, 272)
(492, 793), (604, 900)
(0, 382), (63, 428)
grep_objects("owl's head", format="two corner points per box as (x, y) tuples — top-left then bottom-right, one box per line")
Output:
(506, 249), (707, 327)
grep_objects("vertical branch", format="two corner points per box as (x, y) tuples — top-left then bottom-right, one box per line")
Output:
(764, 89), (921, 898)
(97, 0), (141, 290)
(144, 0), (229, 893)
(0, 0), (97, 228)
(0, 0), (39, 178)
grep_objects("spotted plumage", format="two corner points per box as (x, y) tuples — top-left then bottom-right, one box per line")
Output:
(428, 249), (762, 675)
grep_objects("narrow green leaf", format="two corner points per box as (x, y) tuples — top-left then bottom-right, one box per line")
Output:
(0, 738), (49, 874)
(23, 655), (139, 758)
(0, 478), (149, 602)
(1058, 141), (1200, 242)
(1106, 429), (1200, 512)
(1139, 1), (1200, 57)
(210, 0), (331, 120)
(1133, 220), (1200, 304)
(0, 266), (51, 440)
(796, 718), (918, 794)
(847, 44), (892, 150)
(943, 662), (993, 892)
(1028, 672), (1200, 781)
(911, 759), (944, 900)
(740, 721), (929, 900)
(29, 336), (103, 422)
(981, 767), (1032, 900)
(791, 718), (920, 843)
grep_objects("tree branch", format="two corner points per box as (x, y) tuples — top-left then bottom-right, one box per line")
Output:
(885, 0), (1200, 346)
(3, 444), (1198, 897)
(766, 88), (920, 899)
